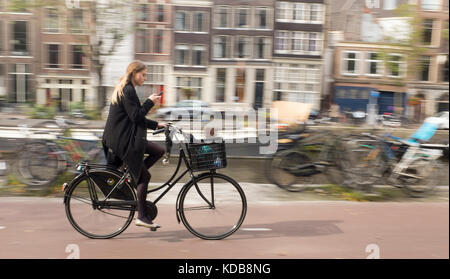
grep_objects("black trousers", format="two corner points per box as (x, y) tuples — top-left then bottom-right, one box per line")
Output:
(136, 141), (165, 219)
(138, 141), (165, 186)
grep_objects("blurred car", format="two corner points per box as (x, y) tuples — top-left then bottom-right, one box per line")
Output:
(156, 100), (213, 120)
(424, 111), (449, 130)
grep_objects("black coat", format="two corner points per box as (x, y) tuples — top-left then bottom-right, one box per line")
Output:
(102, 82), (158, 183)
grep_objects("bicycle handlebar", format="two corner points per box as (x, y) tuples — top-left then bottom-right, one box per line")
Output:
(152, 128), (165, 135)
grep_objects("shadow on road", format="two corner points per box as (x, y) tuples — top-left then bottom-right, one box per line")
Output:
(117, 219), (343, 242)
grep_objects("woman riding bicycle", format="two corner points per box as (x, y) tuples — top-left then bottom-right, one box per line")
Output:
(102, 60), (165, 230)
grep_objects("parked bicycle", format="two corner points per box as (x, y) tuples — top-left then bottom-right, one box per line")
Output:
(63, 122), (247, 240)
(15, 117), (103, 189)
(264, 125), (348, 192)
(340, 126), (447, 197)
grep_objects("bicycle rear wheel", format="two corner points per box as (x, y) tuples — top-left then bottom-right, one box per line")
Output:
(400, 158), (442, 198)
(64, 170), (136, 239)
(339, 134), (387, 189)
(17, 141), (63, 189)
(264, 150), (313, 192)
(178, 173), (247, 240)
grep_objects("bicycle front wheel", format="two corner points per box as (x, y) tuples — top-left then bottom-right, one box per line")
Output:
(178, 173), (247, 240)
(65, 170), (136, 239)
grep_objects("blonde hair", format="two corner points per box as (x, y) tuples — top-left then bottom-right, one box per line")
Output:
(111, 60), (147, 104)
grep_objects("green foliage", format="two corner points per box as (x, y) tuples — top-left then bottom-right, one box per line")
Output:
(27, 104), (56, 119)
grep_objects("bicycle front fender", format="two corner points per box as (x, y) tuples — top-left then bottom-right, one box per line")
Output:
(63, 172), (86, 204)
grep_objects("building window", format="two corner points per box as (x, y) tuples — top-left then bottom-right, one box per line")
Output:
(383, 0), (397, 10)
(12, 21), (28, 55)
(0, 21), (3, 53)
(276, 2), (290, 21)
(293, 3), (307, 21)
(235, 68), (245, 102)
(192, 45), (206, 66)
(235, 8), (249, 28)
(136, 29), (149, 53)
(343, 51), (359, 75)
(45, 8), (59, 33)
(255, 8), (268, 29)
(254, 37), (270, 59)
(176, 11), (188, 31)
(419, 56), (431, 81)
(47, 44), (60, 68)
(235, 36), (251, 58)
(176, 77), (202, 100)
(387, 54), (405, 77)
(175, 45), (189, 65)
(70, 8), (84, 33)
(215, 6), (230, 28)
(421, 0), (441, 11)
(274, 63), (320, 105)
(157, 4), (164, 22)
(154, 29), (163, 53)
(138, 4), (149, 21)
(71, 45), (85, 69)
(213, 36), (228, 58)
(366, 52), (383, 75)
(8, 64), (32, 103)
(422, 19), (433, 44)
(193, 12), (206, 32)
(275, 31), (289, 51)
(310, 4), (323, 22)
(146, 65), (165, 84)
(216, 68), (226, 102)
(441, 56), (449, 82)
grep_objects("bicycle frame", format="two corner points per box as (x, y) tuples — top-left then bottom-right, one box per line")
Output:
(69, 134), (218, 221)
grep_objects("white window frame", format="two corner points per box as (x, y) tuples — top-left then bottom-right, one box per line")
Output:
(293, 3), (307, 22)
(175, 11), (189, 32)
(235, 7), (250, 29)
(234, 36), (252, 59)
(191, 45), (207, 67)
(275, 31), (289, 53)
(365, 52), (384, 77)
(255, 7), (270, 30)
(421, 0), (441, 11)
(310, 4), (324, 24)
(44, 43), (63, 69)
(215, 6), (231, 28)
(342, 51), (361, 76)
(387, 53), (406, 78)
(175, 44), (190, 66)
(213, 36), (229, 59)
(44, 7), (61, 33)
(276, 2), (290, 22)
(192, 11), (208, 33)
(254, 37), (271, 60)
(145, 64), (165, 85)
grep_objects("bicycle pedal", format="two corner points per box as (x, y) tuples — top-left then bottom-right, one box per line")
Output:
(150, 225), (161, 232)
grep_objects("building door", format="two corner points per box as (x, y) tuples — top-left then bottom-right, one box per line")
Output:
(378, 91), (394, 115)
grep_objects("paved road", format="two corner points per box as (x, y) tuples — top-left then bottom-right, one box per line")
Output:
(0, 197), (447, 259)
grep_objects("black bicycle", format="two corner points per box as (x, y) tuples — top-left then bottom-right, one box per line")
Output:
(264, 126), (348, 192)
(63, 122), (247, 240)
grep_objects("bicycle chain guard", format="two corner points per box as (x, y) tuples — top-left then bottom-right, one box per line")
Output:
(145, 201), (158, 220)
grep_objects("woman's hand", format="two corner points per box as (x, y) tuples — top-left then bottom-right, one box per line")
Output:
(148, 93), (161, 104)
(157, 123), (166, 129)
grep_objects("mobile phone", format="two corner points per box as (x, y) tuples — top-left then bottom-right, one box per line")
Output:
(157, 91), (164, 96)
